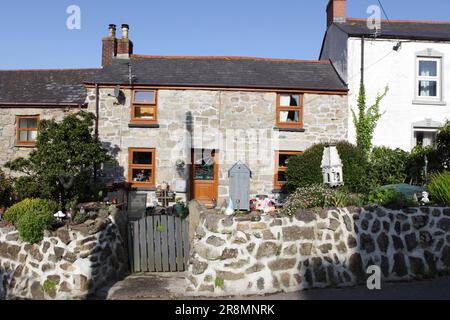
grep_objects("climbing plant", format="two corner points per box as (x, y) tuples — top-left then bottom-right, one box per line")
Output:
(352, 85), (389, 157)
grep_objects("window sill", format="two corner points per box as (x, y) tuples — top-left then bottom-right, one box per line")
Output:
(131, 186), (156, 192)
(128, 123), (160, 129)
(274, 127), (306, 132)
(15, 144), (36, 148)
(412, 100), (447, 106)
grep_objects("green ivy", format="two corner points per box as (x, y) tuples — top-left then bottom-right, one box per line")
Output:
(352, 85), (389, 157)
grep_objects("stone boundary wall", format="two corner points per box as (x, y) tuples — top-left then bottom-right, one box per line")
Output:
(0, 211), (129, 300)
(186, 207), (450, 296)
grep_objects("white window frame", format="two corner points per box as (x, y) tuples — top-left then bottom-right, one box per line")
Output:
(412, 127), (438, 149)
(416, 57), (441, 101)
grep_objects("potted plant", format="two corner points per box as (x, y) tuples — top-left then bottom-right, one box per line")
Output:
(173, 198), (187, 218)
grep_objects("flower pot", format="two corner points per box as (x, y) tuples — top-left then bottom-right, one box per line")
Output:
(173, 204), (185, 217)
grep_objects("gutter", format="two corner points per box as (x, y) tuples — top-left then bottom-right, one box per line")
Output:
(83, 82), (349, 94)
(0, 102), (84, 107)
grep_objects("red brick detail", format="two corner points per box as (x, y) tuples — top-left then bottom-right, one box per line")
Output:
(327, 0), (346, 27)
(117, 39), (133, 56)
(102, 38), (117, 67)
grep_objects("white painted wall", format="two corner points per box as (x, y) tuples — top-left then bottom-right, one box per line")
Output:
(346, 37), (450, 151)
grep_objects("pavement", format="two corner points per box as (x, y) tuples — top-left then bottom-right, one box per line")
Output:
(107, 273), (450, 300)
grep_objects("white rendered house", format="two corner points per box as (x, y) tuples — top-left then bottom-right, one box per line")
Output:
(320, 0), (450, 151)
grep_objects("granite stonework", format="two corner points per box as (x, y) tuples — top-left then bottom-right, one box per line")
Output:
(86, 88), (348, 204)
(0, 210), (128, 300)
(0, 107), (78, 172)
(186, 207), (450, 297)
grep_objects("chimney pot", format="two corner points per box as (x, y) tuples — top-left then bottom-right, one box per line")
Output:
(121, 24), (129, 39)
(108, 24), (117, 38)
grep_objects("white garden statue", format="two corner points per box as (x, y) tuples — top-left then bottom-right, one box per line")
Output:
(321, 144), (344, 187)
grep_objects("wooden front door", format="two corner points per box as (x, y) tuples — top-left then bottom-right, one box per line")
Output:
(191, 149), (219, 208)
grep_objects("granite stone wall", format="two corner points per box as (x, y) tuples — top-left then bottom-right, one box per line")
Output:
(0, 210), (128, 300)
(0, 107), (77, 172)
(186, 206), (450, 296)
(87, 88), (348, 205)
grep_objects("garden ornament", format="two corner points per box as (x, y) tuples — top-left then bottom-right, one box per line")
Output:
(54, 211), (66, 221)
(421, 191), (430, 204)
(321, 144), (344, 187)
(225, 199), (235, 216)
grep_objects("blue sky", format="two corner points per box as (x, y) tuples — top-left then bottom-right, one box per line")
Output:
(1, 0), (449, 69)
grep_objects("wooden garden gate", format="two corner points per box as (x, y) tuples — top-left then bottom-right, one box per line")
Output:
(129, 215), (189, 273)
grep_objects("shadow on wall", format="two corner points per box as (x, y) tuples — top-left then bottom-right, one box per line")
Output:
(81, 208), (130, 300)
(101, 143), (125, 183)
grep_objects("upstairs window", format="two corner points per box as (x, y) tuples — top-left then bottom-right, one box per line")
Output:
(276, 94), (303, 128)
(274, 151), (303, 190)
(16, 115), (39, 146)
(416, 57), (441, 100)
(128, 148), (156, 187)
(131, 90), (157, 124)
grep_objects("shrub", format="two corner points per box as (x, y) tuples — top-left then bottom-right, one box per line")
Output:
(436, 121), (450, 170)
(367, 188), (416, 209)
(282, 184), (365, 215)
(428, 172), (450, 205)
(368, 147), (408, 186)
(406, 146), (440, 185)
(286, 141), (370, 194)
(4, 199), (58, 243)
(5, 112), (110, 207)
(0, 169), (14, 208)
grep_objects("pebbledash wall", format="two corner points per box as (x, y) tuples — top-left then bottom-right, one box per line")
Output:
(0, 210), (128, 300)
(0, 107), (77, 172)
(86, 88), (348, 205)
(186, 206), (450, 296)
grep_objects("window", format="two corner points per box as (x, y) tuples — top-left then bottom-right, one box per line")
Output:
(416, 57), (441, 100)
(413, 129), (437, 148)
(274, 151), (303, 190)
(131, 90), (157, 123)
(128, 148), (156, 187)
(276, 94), (303, 128)
(16, 116), (39, 146)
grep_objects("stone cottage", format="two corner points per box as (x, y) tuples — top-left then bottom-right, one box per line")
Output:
(0, 24), (348, 208)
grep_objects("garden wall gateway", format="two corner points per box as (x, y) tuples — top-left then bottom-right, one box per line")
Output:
(186, 206), (450, 296)
(0, 209), (128, 300)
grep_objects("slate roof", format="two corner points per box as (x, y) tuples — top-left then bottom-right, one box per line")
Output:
(86, 56), (348, 92)
(0, 69), (99, 106)
(335, 18), (450, 41)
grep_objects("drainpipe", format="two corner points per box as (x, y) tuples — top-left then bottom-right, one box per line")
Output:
(94, 83), (100, 182)
(95, 83), (100, 140)
(360, 36), (365, 88)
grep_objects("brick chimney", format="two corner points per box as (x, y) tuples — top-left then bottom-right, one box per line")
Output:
(327, 0), (346, 27)
(102, 24), (117, 67)
(117, 24), (133, 58)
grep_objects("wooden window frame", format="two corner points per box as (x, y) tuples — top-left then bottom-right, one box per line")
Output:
(274, 151), (303, 190)
(131, 89), (158, 124)
(276, 93), (304, 129)
(128, 148), (156, 188)
(16, 115), (40, 146)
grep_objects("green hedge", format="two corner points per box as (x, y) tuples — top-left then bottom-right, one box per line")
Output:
(0, 169), (13, 208)
(286, 141), (370, 194)
(369, 147), (409, 186)
(4, 199), (58, 243)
